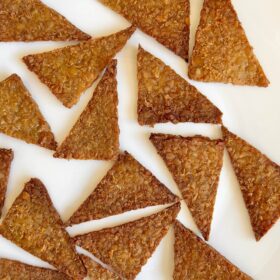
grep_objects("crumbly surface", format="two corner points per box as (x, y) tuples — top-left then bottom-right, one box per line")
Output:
(0, 178), (87, 279)
(54, 60), (119, 160)
(81, 255), (121, 280)
(174, 222), (252, 280)
(137, 47), (222, 126)
(99, 0), (189, 60)
(68, 152), (178, 225)
(0, 74), (57, 150)
(0, 0), (90, 41)
(222, 127), (280, 241)
(188, 0), (269, 87)
(0, 149), (13, 218)
(23, 26), (135, 108)
(0, 258), (70, 280)
(74, 203), (180, 280)
(150, 134), (224, 240)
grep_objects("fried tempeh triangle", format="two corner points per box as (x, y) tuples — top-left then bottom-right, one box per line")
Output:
(74, 203), (180, 280)
(0, 178), (86, 279)
(0, 149), (13, 217)
(54, 60), (119, 160)
(99, 0), (190, 60)
(23, 26), (135, 108)
(174, 221), (252, 279)
(68, 152), (178, 225)
(150, 134), (224, 240)
(81, 255), (121, 280)
(222, 127), (280, 241)
(137, 47), (222, 126)
(0, 0), (90, 42)
(0, 74), (57, 150)
(188, 0), (269, 87)
(0, 258), (70, 280)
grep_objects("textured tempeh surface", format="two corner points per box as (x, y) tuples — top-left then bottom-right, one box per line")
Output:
(0, 74), (57, 150)
(137, 47), (222, 126)
(23, 26), (135, 107)
(150, 133), (224, 240)
(188, 0), (269, 86)
(0, 258), (70, 280)
(68, 152), (178, 225)
(81, 255), (122, 280)
(99, 0), (190, 60)
(0, 178), (86, 279)
(173, 221), (252, 279)
(54, 60), (119, 160)
(74, 203), (180, 280)
(0, 149), (13, 218)
(223, 126), (280, 240)
(0, 0), (90, 41)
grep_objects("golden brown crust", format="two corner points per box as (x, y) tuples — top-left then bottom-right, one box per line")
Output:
(99, 0), (190, 60)
(174, 221), (252, 280)
(68, 152), (178, 225)
(0, 74), (57, 150)
(53, 60), (119, 160)
(137, 47), (222, 126)
(0, 0), (90, 41)
(23, 26), (135, 108)
(74, 203), (180, 280)
(150, 133), (224, 240)
(0, 178), (86, 279)
(222, 126), (280, 241)
(0, 258), (70, 280)
(81, 255), (122, 280)
(0, 149), (13, 217)
(188, 0), (269, 87)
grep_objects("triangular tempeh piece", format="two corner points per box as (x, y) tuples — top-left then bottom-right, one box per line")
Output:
(0, 74), (57, 150)
(0, 149), (13, 217)
(222, 126), (280, 241)
(0, 258), (70, 280)
(68, 152), (178, 225)
(54, 60), (119, 160)
(174, 221), (252, 279)
(188, 0), (269, 87)
(150, 134), (224, 240)
(81, 255), (121, 280)
(23, 26), (135, 107)
(137, 47), (222, 126)
(99, 0), (190, 60)
(0, 178), (86, 279)
(0, 0), (90, 41)
(74, 203), (180, 279)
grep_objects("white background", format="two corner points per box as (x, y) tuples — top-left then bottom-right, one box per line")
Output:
(0, 0), (279, 279)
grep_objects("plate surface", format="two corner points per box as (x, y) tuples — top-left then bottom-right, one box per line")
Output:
(0, 0), (279, 279)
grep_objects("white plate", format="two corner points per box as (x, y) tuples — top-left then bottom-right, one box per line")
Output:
(0, 0), (279, 279)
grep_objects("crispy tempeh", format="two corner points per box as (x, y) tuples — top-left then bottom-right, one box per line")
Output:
(99, 0), (190, 60)
(68, 152), (178, 225)
(150, 134), (224, 240)
(188, 0), (269, 86)
(137, 47), (222, 126)
(0, 74), (57, 150)
(0, 0), (90, 41)
(23, 26), (135, 107)
(222, 126), (280, 240)
(0, 178), (86, 279)
(0, 149), (13, 217)
(0, 258), (70, 280)
(81, 255), (121, 280)
(174, 221), (252, 279)
(74, 203), (180, 280)
(54, 60), (119, 160)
